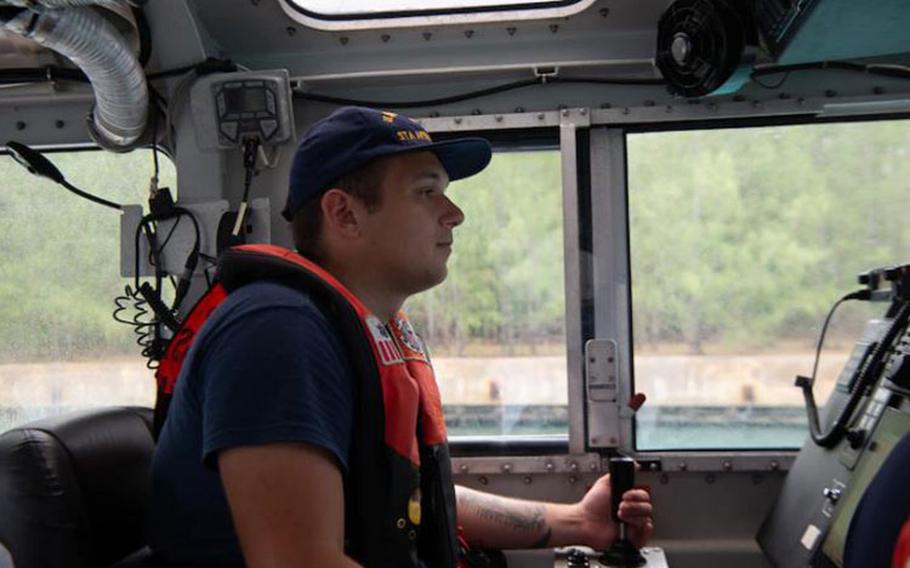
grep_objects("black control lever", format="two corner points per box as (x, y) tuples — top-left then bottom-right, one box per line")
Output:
(600, 457), (645, 567)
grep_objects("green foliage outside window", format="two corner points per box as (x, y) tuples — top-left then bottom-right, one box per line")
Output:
(4, 119), (906, 367)
(629, 120), (910, 354)
(405, 150), (566, 357)
(0, 150), (175, 361)
(0, 148), (563, 364)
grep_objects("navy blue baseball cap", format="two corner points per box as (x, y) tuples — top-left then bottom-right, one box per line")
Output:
(283, 106), (492, 220)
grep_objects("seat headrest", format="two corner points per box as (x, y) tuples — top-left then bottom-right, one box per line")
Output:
(0, 407), (154, 568)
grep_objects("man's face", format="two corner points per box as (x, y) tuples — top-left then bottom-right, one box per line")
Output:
(358, 151), (464, 297)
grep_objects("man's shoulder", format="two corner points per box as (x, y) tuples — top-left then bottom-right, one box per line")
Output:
(213, 280), (328, 321)
(197, 280), (336, 348)
(226, 279), (320, 308)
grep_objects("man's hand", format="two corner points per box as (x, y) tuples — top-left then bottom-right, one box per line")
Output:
(457, 473), (653, 551)
(574, 473), (653, 550)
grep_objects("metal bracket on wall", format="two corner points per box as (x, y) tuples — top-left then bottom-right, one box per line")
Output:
(120, 197), (271, 277)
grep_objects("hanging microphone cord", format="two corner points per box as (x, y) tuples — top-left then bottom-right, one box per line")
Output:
(795, 289), (869, 447)
(60, 178), (122, 211)
(232, 137), (260, 238)
(111, 106), (202, 367)
(796, 288), (910, 448)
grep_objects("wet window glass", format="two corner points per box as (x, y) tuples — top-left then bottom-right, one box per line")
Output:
(0, 149), (176, 432)
(627, 120), (910, 450)
(405, 149), (568, 437)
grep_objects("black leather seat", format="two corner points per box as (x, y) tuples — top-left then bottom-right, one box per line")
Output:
(0, 407), (156, 568)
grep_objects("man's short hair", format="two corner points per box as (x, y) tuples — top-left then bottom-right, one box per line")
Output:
(291, 157), (388, 264)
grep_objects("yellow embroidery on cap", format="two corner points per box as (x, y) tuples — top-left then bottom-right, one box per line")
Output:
(395, 130), (433, 142)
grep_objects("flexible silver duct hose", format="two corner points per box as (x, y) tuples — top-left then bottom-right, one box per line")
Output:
(4, 6), (148, 147)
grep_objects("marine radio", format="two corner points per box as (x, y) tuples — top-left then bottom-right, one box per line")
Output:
(189, 69), (296, 251)
(190, 69), (295, 150)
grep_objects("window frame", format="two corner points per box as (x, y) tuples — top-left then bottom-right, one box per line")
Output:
(588, 102), (910, 465)
(277, 0), (594, 31)
(418, 112), (583, 457)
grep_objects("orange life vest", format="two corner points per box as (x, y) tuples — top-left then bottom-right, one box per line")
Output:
(154, 244), (459, 567)
(893, 516), (910, 568)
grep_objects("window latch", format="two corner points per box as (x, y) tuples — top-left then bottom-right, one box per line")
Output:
(534, 65), (559, 84)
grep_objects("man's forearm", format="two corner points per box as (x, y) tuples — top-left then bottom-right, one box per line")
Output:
(455, 486), (586, 550)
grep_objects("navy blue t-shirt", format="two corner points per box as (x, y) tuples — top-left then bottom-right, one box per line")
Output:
(148, 281), (355, 566)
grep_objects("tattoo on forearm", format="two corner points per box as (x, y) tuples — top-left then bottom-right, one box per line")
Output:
(530, 527), (552, 548)
(460, 490), (551, 548)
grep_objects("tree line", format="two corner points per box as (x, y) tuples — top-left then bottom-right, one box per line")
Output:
(1, 119), (908, 362)
(626, 121), (909, 353)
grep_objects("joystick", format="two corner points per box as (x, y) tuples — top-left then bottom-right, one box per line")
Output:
(600, 457), (646, 567)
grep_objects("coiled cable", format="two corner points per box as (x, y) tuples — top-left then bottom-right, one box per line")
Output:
(112, 283), (162, 369)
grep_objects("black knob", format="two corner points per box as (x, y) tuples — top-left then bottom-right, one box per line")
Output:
(846, 428), (866, 449)
(566, 547), (590, 567)
(823, 487), (842, 504)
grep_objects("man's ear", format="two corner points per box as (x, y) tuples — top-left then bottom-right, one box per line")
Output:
(320, 188), (363, 238)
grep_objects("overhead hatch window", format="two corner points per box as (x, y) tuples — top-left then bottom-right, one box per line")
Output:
(280, 0), (592, 29)
(289, 0), (571, 16)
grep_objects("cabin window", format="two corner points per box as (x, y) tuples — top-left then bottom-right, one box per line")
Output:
(0, 148), (175, 433)
(627, 119), (910, 450)
(406, 149), (568, 438)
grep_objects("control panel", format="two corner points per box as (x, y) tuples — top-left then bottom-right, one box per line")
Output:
(758, 312), (910, 567)
(882, 324), (910, 392)
(838, 323), (910, 468)
(820, 408), (910, 566)
(190, 69), (295, 151)
(839, 385), (893, 469)
(554, 547), (668, 568)
(757, 317), (887, 566)
(213, 78), (286, 145)
(832, 319), (887, 394)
